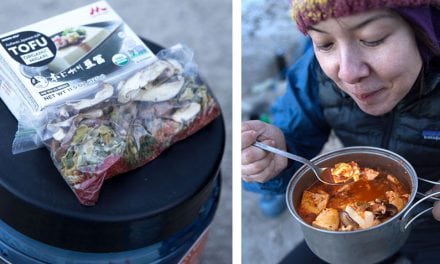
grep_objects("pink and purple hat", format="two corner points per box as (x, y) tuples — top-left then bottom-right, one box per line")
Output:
(290, 0), (439, 62)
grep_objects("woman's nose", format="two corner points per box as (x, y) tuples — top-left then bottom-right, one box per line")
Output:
(337, 47), (369, 84)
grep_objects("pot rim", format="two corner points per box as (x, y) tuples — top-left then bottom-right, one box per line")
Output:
(286, 146), (418, 234)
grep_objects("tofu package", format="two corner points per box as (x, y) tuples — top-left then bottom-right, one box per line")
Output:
(0, 1), (221, 205)
(0, 0), (157, 153)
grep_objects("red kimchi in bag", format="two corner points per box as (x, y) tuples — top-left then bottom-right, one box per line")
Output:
(39, 44), (220, 205)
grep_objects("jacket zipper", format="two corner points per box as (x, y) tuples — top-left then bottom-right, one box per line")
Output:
(381, 111), (395, 148)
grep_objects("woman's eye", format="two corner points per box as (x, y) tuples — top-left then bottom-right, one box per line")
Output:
(361, 37), (386, 47)
(315, 42), (334, 51)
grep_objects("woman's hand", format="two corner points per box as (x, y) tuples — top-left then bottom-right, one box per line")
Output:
(241, 120), (288, 183)
(430, 184), (440, 221)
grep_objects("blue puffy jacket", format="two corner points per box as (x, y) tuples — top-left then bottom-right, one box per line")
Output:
(243, 41), (331, 195)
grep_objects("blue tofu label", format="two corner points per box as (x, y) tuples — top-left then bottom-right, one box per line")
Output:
(0, 31), (57, 67)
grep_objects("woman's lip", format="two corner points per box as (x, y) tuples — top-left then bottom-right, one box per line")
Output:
(353, 89), (382, 101)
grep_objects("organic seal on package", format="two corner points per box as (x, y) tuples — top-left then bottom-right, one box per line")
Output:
(0, 1), (220, 205)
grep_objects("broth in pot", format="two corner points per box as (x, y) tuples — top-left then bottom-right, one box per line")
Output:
(297, 161), (410, 231)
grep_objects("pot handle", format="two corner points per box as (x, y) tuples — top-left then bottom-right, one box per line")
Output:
(401, 177), (440, 230)
(416, 177), (440, 201)
(401, 190), (440, 230)
(418, 177), (440, 185)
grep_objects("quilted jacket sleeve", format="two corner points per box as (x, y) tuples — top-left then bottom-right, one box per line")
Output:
(243, 41), (331, 195)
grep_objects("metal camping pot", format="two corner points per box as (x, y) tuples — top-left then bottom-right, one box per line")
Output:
(286, 146), (439, 264)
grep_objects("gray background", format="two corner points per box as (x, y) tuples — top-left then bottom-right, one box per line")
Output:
(0, 1), (232, 263)
(242, 1), (344, 263)
(241, 1), (305, 262)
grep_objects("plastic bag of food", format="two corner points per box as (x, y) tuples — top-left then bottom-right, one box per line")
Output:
(36, 44), (220, 205)
(0, 1), (160, 155)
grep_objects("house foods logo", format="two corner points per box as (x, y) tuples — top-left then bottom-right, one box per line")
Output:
(0, 31), (57, 67)
(89, 5), (108, 16)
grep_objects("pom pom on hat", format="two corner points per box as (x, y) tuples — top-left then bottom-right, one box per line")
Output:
(291, 0), (437, 34)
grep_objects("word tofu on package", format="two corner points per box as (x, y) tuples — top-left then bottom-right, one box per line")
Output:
(0, 0), (155, 123)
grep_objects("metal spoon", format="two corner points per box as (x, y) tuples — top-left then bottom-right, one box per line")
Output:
(253, 141), (350, 185)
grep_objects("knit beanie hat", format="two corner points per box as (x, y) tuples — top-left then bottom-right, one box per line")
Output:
(291, 0), (436, 33)
(291, 0), (439, 62)
(397, 5), (439, 62)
